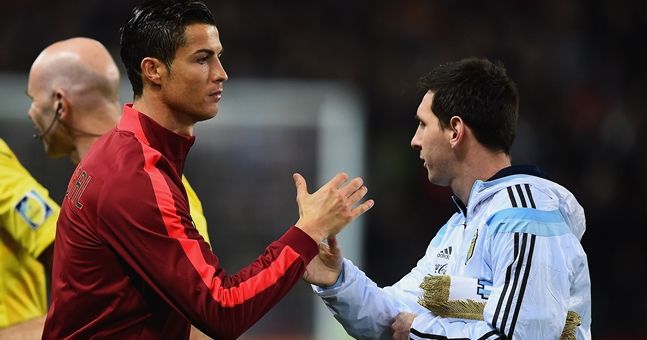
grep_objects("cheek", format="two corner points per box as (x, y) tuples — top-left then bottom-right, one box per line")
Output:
(27, 105), (37, 120)
(30, 110), (44, 126)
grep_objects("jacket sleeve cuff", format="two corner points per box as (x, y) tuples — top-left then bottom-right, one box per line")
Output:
(278, 226), (319, 264)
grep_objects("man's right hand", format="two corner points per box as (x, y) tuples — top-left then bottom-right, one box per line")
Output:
(293, 172), (373, 243)
(303, 236), (343, 286)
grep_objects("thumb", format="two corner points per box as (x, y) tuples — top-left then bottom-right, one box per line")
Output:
(327, 236), (338, 249)
(327, 236), (341, 255)
(293, 173), (308, 199)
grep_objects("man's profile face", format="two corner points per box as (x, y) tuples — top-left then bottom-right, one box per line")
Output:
(158, 23), (228, 123)
(26, 65), (76, 159)
(410, 91), (454, 186)
(26, 75), (58, 155)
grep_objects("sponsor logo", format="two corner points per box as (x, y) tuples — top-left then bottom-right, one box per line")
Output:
(434, 246), (452, 274)
(437, 246), (452, 260)
(15, 189), (53, 229)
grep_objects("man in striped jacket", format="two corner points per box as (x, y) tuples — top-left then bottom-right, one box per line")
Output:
(306, 58), (591, 339)
(41, 1), (373, 339)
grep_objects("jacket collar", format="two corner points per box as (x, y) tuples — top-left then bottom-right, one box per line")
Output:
(451, 165), (549, 216)
(117, 104), (195, 176)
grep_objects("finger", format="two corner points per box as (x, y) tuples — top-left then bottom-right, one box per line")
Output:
(318, 242), (330, 253)
(347, 185), (368, 206)
(324, 172), (349, 190)
(293, 173), (308, 199)
(326, 236), (341, 255)
(339, 177), (364, 198)
(350, 199), (374, 219)
(327, 236), (338, 250)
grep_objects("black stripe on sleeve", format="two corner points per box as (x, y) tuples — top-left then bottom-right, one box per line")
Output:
(476, 330), (506, 340)
(514, 184), (527, 208)
(409, 328), (470, 339)
(524, 184), (536, 208)
(506, 187), (517, 207)
(500, 233), (528, 336)
(507, 234), (536, 338)
(492, 233), (519, 328)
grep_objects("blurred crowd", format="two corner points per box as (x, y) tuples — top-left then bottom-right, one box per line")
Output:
(1, 0), (645, 337)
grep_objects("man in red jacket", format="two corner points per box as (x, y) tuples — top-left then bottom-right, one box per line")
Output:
(42, 1), (373, 339)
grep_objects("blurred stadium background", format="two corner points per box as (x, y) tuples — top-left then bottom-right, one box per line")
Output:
(1, 1), (646, 338)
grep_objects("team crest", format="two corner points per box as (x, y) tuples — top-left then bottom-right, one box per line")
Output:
(15, 189), (53, 229)
(465, 229), (478, 265)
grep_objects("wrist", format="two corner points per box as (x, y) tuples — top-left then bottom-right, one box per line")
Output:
(295, 220), (324, 243)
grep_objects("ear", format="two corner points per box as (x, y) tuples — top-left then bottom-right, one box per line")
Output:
(140, 57), (165, 87)
(448, 116), (465, 148)
(52, 90), (70, 119)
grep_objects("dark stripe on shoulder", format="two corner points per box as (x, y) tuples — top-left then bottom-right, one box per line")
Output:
(514, 184), (527, 208)
(508, 234), (536, 338)
(506, 187), (517, 207)
(524, 184), (536, 208)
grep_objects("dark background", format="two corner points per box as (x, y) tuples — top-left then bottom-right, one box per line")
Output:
(2, 0), (646, 338)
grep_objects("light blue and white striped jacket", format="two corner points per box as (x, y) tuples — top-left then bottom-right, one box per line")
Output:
(313, 166), (591, 339)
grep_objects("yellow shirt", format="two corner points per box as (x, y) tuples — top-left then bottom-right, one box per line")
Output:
(0, 140), (210, 329)
(0, 138), (58, 328)
(182, 175), (210, 244)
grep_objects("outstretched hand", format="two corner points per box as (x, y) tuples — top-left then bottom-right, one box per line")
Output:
(391, 312), (416, 340)
(293, 172), (373, 243)
(303, 236), (343, 286)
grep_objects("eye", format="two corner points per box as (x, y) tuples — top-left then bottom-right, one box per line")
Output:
(197, 55), (209, 64)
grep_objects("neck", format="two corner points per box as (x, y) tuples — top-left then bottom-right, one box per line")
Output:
(450, 149), (511, 204)
(73, 102), (120, 164)
(132, 94), (194, 137)
(74, 135), (101, 164)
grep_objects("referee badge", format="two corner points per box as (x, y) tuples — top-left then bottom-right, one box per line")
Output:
(15, 189), (53, 229)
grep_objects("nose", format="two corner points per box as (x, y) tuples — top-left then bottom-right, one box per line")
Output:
(27, 104), (37, 122)
(212, 59), (228, 82)
(411, 128), (422, 151)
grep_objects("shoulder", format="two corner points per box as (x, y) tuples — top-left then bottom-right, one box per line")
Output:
(0, 138), (13, 157)
(481, 178), (572, 238)
(0, 138), (21, 171)
(480, 176), (564, 214)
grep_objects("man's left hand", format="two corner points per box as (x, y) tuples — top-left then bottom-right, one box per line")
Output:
(392, 312), (416, 340)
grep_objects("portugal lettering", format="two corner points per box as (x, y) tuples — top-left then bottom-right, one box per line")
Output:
(66, 169), (92, 209)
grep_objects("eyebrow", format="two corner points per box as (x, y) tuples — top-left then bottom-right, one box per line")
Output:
(195, 48), (214, 54)
(193, 48), (223, 56)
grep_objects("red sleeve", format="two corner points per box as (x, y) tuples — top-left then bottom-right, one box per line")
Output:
(97, 148), (317, 339)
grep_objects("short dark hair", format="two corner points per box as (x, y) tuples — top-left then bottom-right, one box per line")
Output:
(418, 58), (519, 154)
(120, 0), (216, 98)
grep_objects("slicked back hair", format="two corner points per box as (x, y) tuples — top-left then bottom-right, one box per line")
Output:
(120, 0), (216, 98)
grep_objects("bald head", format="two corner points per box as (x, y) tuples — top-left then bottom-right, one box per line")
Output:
(27, 37), (122, 163)
(29, 37), (120, 104)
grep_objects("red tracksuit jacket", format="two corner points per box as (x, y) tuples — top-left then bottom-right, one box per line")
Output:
(42, 104), (317, 339)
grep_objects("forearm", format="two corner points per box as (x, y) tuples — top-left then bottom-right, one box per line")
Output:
(314, 259), (425, 339)
(134, 227), (317, 339)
